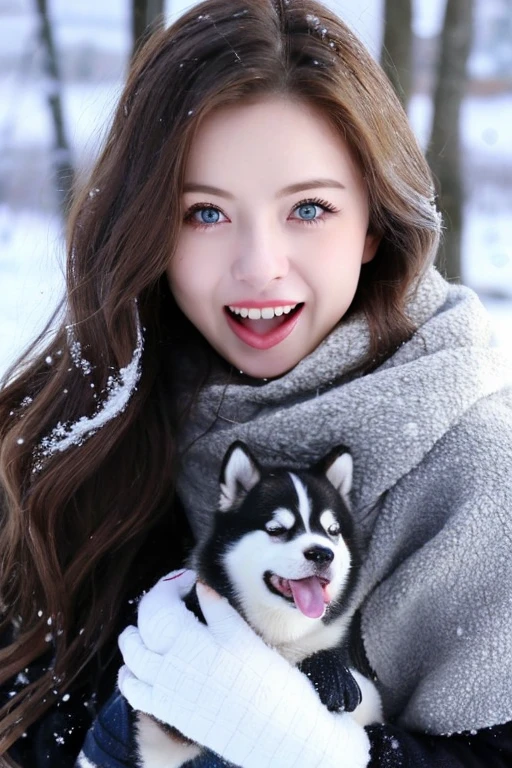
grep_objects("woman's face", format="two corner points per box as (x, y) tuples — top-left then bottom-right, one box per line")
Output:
(168, 96), (379, 379)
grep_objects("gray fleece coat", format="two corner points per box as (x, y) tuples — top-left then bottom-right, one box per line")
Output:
(176, 267), (512, 737)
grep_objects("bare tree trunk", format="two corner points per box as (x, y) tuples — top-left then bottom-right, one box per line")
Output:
(380, 0), (413, 109)
(427, 0), (474, 282)
(35, 0), (74, 218)
(132, 0), (166, 59)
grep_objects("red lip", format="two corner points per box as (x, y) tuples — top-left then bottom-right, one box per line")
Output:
(225, 305), (304, 350)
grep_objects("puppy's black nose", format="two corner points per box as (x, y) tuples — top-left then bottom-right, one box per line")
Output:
(303, 546), (334, 564)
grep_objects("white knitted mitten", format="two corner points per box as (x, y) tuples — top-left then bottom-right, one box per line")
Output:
(118, 570), (371, 768)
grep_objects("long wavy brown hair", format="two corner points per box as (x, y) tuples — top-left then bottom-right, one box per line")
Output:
(0, 0), (441, 756)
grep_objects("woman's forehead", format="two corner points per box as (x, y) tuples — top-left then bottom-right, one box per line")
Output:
(182, 96), (364, 195)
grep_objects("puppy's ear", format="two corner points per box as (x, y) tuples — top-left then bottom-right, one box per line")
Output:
(315, 446), (353, 508)
(219, 441), (261, 511)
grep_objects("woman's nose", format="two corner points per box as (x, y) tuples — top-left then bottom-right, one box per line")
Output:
(231, 225), (289, 290)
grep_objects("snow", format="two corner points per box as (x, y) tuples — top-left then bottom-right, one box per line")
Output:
(409, 92), (512, 161)
(33, 314), (143, 468)
(0, 80), (121, 169)
(412, 0), (446, 38)
(0, 210), (65, 377)
(0, 0), (511, 381)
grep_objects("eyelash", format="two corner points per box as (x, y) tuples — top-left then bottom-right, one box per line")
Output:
(182, 197), (340, 230)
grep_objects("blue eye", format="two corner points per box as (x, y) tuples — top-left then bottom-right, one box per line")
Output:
(184, 204), (227, 228)
(291, 198), (338, 223)
(197, 207), (221, 224)
(296, 203), (319, 220)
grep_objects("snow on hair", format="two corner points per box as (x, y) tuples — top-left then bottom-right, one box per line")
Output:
(33, 311), (144, 472)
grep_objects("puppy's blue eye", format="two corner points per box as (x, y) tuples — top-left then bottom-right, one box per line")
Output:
(328, 523), (340, 536)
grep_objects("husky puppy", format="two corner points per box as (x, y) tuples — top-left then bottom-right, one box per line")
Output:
(135, 441), (382, 768)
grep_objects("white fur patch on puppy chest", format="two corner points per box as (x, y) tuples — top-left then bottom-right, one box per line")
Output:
(135, 713), (201, 768)
(349, 670), (384, 727)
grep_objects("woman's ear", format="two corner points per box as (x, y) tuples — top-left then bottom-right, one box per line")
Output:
(361, 231), (381, 264)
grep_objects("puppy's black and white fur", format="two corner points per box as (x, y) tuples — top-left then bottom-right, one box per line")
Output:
(135, 442), (382, 768)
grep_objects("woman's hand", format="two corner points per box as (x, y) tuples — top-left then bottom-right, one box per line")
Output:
(118, 570), (371, 768)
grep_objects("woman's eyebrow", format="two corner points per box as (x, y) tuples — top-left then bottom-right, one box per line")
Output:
(277, 179), (346, 197)
(182, 178), (346, 199)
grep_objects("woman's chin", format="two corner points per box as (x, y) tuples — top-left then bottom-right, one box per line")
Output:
(223, 352), (301, 381)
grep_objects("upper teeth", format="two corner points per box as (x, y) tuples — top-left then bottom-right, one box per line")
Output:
(228, 304), (298, 319)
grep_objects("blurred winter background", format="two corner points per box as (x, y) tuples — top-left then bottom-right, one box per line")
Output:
(0, 0), (511, 378)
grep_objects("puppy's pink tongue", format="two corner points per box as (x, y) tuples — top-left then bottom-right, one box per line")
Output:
(289, 576), (326, 618)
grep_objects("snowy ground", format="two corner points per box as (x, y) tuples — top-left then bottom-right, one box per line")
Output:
(0, 0), (511, 378)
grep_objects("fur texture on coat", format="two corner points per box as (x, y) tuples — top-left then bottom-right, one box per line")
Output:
(175, 267), (512, 736)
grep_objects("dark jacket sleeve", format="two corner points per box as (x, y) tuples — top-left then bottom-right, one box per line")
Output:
(2, 672), (94, 768)
(77, 689), (512, 768)
(367, 722), (512, 767)
(75, 691), (231, 767)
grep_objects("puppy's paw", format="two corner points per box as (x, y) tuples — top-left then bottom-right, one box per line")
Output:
(298, 649), (362, 713)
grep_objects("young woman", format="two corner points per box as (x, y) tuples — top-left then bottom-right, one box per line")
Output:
(1, 0), (511, 766)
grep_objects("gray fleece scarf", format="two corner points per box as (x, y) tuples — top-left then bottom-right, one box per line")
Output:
(176, 267), (512, 736)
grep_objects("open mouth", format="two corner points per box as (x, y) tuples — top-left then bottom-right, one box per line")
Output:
(224, 303), (305, 350)
(227, 303), (303, 324)
(264, 571), (331, 619)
